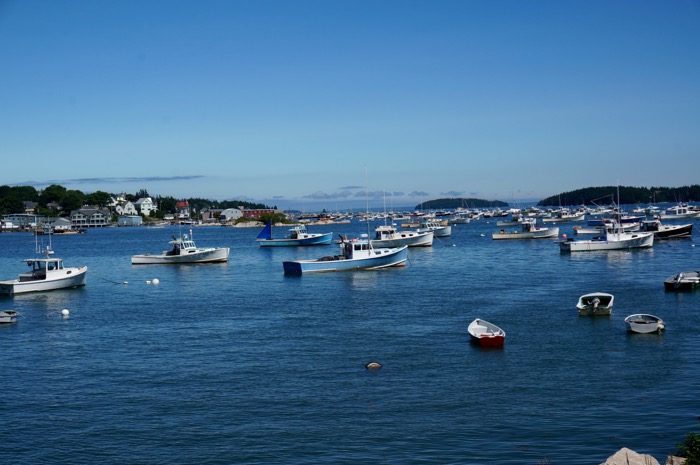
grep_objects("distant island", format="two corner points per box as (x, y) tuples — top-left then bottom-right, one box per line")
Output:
(415, 198), (509, 210)
(538, 185), (700, 207)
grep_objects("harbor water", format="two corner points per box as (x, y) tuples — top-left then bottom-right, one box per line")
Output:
(1, 219), (699, 464)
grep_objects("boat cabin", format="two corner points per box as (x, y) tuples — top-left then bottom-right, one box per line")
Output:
(166, 237), (197, 256)
(19, 258), (64, 282)
(289, 226), (309, 239)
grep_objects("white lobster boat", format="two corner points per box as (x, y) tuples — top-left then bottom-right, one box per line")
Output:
(0, 246), (87, 296)
(131, 231), (229, 264)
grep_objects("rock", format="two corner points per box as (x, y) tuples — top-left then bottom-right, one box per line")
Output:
(600, 447), (660, 465)
(665, 456), (687, 465)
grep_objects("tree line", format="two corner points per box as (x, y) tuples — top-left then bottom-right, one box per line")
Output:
(537, 185), (700, 207)
(0, 184), (271, 218)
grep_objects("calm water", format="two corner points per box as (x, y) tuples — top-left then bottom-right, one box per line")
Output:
(1, 219), (699, 464)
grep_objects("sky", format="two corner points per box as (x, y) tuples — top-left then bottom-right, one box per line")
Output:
(1, 0), (699, 209)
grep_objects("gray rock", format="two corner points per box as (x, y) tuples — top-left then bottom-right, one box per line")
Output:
(600, 447), (660, 465)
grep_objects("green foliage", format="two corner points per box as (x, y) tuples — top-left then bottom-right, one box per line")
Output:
(38, 184), (67, 206)
(0, 185), (38, 214)
(538, 185), (700, 207)
(678, 430), (700, 464)
(258, 212), (288, 224)
(416, 198), (509, 210)
(85, 190), (112, 207)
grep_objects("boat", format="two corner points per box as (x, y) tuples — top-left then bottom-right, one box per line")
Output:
(131, 230), (230, 264)
(664, 271), (700, 291)
(256, 223), (333, 247)
(492, 219), (559, 240)
(576, 292), (614, 316)
(0, 246), (88, 296)
(282, 235), (408, 274)
(371, 224), (433, 248)
(639, 220), (693, 239)
(542, 211), (586, 223)
(573, 220), (639, 235)
(467, 319), (506, 348)
(560, 228), (654, 252)
(0, 310), (19, 324)
(659, 204), (700, 220)
(624, 314), (665, 334)
(414, 220), (452, 238)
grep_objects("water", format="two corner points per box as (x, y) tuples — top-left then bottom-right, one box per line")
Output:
(1, 220), (699, 464)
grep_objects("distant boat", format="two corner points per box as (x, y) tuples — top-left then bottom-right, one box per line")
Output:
(371, 224), (433, 248)
(131, 230), (229, 264)
(664, 271), (700, 292)
(256, 224), (333, 247)
(467, 319), (505, 348)
(576, 292), (614, 316)
(282, 236), (408, 274)
(0, 241), (87, 296)
(659, 204), (700, 220)
(624, 314), (665, 334)
(639, 220), (692, 239)
(492, 219), (559, 240)
(542, 211), (586, 223)
(0, 310), (19, 324)
(414, 220), (452, 238)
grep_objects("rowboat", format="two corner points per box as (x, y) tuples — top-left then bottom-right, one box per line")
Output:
(467, 319), (505, 348)
(624, 314), (665, 334)
(576, 292), (614, 316)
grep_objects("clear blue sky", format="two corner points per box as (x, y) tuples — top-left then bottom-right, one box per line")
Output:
(1, 0), (698, 209)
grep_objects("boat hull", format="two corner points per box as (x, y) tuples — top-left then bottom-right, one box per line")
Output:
(576, 292), (614, 316)
(0, 311), (18, 324)
(283, 246), (408, 275)
(0, 267), (88, 295)
(258, 232), (333, 247)
(559, 232), (653, 252)
(652, 224), (693, 239)
(131, 247), (230, 264)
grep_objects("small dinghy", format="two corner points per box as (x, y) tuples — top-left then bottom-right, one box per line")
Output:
(467, 318), (505, 348)
(576, 292), (614, 316)
(0, 310), (19, 324)
(624, 314), (665, 334)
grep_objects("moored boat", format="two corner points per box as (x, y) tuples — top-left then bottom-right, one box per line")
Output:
(664, 271), (700, 291)
(414, 220), (452, 238)
(640, 220), (692, 239)
(256, 223), (333, 247)
(624, 314), (665, 334)
(0, 310), (19, 324)
(576, 292), (614, 316)
(559, 230), (653, 252)
(467, 318), (506, 348)
(282, 235), (408, 274)
(0, 246), (87, 296)
(492, 219), (559, 240)
(131, 230), (229, 264)
(371, 224), (433, 248)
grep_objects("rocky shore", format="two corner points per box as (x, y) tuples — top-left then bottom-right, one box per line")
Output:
(600, 447), (686, 465)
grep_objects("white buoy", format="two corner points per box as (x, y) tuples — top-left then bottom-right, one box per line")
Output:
(123, 281), (128, 284)
(146, 280), (151, 285)
(152, 278), (160, 285)
(61, 308), (70, 318)
(480, 233), (485, 237)
(365, 361), (382, 370)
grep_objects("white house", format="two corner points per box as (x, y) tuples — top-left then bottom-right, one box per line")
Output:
(134, 197), (157, 217)
(115, 201), (138, 216)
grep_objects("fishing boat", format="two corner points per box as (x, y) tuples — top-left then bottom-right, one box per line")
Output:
(576, 292), (614, 316)
(560, 229), (653, 252)
(624, 314), (665, 334)
(639, 220), (693, 239)
(467, 319), (506, 348)
(131, 230), (229, 264)
(492, 219), (559, 240)
(659, 204), (700, 220)
(542, 211), (586, 223)
(414, 220), (452, 237)
(573, 220), (639, 235)
(256, 223), (333, 247)
(0, 246), (87, 296)
(282, 235), (408, 274)
(664, 271), (700, 291)
(0, 310), (19, 324)
(371, 224), (433, 248)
